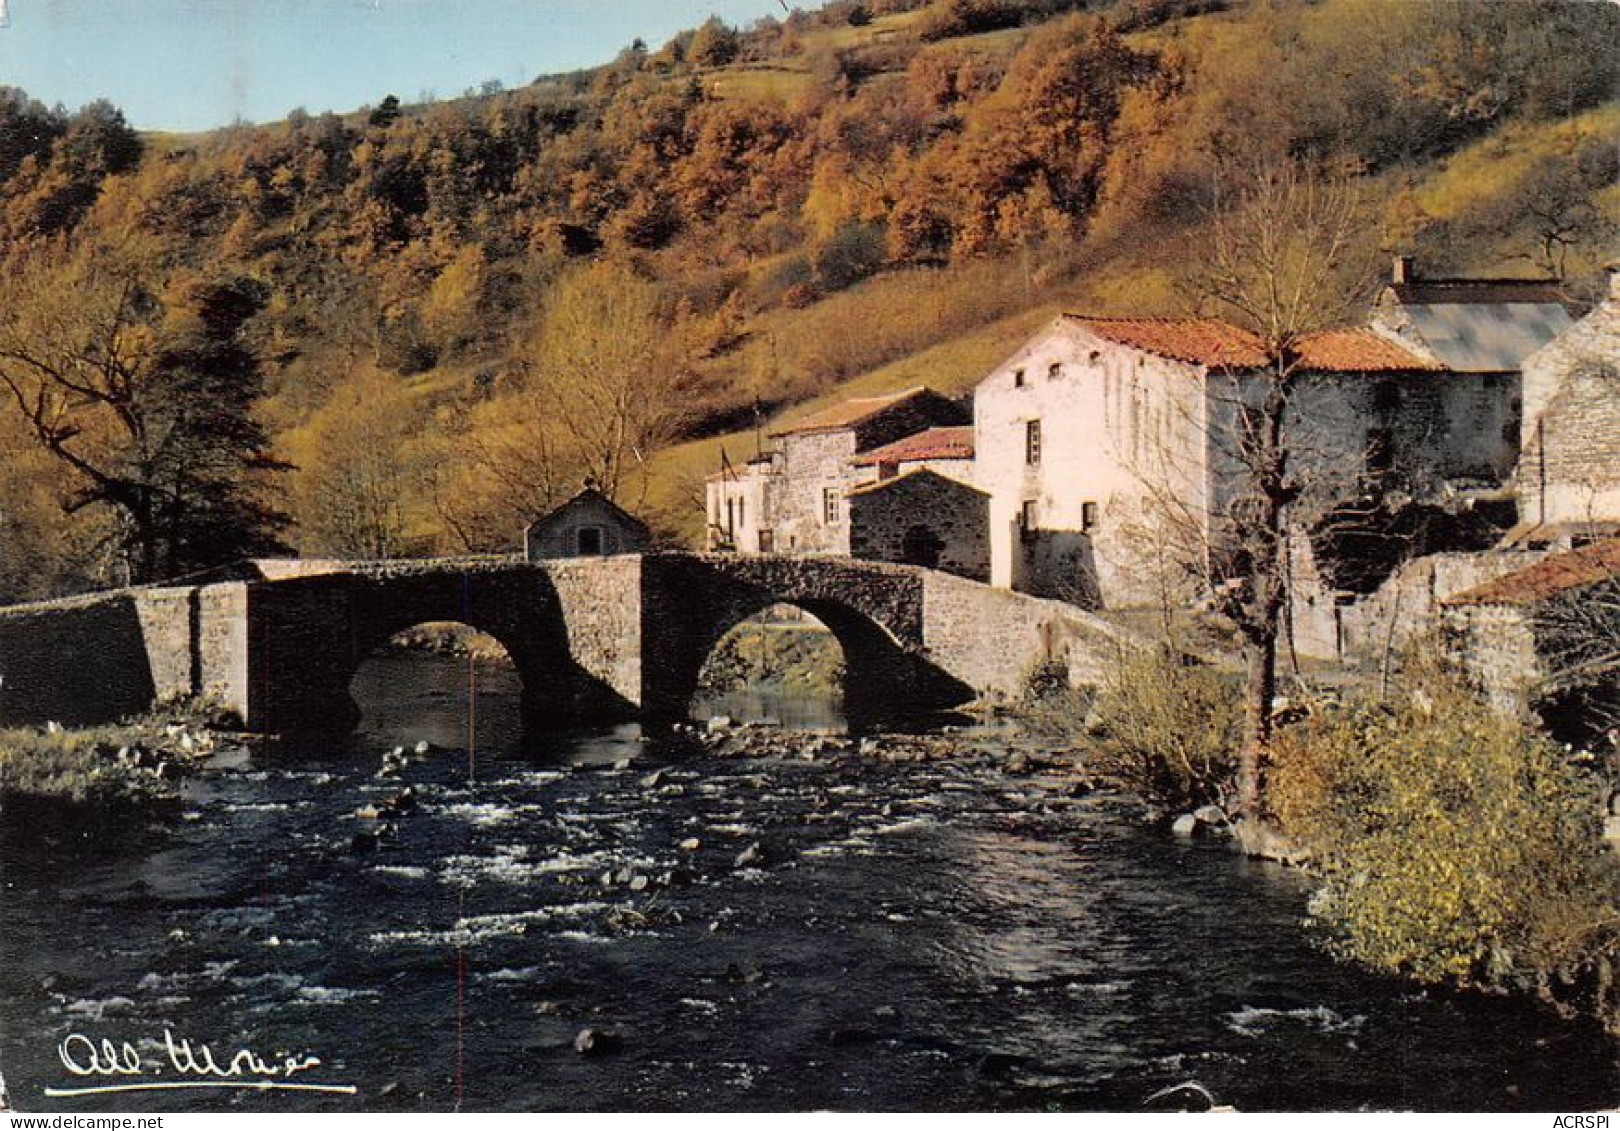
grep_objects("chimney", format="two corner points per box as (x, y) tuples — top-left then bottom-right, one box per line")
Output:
(1392, 256), (1416, 285)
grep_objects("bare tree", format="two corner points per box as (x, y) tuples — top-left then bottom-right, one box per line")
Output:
(516, 260), (693, 509)
(1191, 158), (1380, 816)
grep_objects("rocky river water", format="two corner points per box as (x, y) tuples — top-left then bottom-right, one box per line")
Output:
(1, 654), (1615, 1112)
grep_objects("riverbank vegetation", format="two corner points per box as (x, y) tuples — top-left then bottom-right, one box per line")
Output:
(0, 701), (232, 819)
(1267, 656), (1619, 1033)
(1077, 641), (1619, 1033)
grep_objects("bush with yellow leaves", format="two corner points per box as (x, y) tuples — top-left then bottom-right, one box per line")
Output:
(1268, 653), (1618, 1029)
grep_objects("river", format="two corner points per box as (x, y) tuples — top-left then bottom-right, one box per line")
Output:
(1, 655), (1614, 1112)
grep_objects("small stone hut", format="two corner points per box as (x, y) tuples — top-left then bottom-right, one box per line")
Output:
(848, 468), (990, 581)
(524, 486), (651, 560)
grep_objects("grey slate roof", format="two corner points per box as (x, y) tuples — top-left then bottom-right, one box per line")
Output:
(1399, 300), (1575, 372)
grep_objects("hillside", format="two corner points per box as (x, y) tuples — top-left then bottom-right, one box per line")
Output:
(0, 0), (1615, 600)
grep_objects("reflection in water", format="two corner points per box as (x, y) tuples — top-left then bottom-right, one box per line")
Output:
(0, 655), (1613, 1113)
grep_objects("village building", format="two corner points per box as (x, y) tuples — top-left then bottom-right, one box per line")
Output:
(848, 468), (990, 580)
(1369, 256), (1576, 375)
(705, 386), (969, 558)
(1442, 536), (1620, 739)
(1510, 268), (1620, 549)
(971, 313), (1481, 608)
(525, 485), (651, 560)
(850, 425), (977, 485)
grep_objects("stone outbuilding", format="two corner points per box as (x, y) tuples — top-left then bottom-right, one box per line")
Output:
(525, 486), (651, 560)
(1511, 268), (1620, 548)
(848, 468), (990, 581)
(1443, 536), (1620, 736)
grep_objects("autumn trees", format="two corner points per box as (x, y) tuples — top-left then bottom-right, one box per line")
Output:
(0, 248), (287, 585)
(432, 261), (696, 552)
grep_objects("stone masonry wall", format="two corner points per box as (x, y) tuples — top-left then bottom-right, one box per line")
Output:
(849, 471), (989, 581)
(542, 556), (643, 709)
(921, 570), (1136, 697)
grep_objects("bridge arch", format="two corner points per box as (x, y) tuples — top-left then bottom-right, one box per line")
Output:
(245, 566), (637, 734)
(639, 556), (974, 725)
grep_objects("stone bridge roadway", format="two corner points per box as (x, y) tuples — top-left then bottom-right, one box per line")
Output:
(0, 554), (1136, 733)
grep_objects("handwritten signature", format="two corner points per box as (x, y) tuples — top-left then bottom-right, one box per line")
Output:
(45, 1029), (357, 1097)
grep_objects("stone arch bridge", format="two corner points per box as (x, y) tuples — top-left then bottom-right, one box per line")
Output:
(0, 554), (1135, 734)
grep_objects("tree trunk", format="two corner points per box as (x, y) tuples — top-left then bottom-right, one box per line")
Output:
(1238, 620), (1276, 817)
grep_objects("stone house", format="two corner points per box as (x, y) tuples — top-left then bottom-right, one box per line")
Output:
(972, 314), (1476, 607)
(705, 386), (969, 557)
(1443, 536), (1620, 734)
(848, 468), (990, 580)
(1511, 268), (1620, 548)
(525, 486), (651, 560)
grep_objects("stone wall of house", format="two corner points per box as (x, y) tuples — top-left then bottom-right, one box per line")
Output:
(773, 430), (862, 555)
(974, 319), (1209, 608)
(1516, 296), (1620, 528)
(848, 471), (989, 581)
(1204, 370), (1520, 534)
(1288, 542), (1549, 664)
(1442, 603), (1542, 715)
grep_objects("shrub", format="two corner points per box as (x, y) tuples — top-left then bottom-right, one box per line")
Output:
(1268, 656), (1619, 1027)
(813, 220), (888, 292)
(1091, 645), (1242, 807)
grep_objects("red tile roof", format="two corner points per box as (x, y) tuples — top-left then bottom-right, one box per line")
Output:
(770, 386), (932, 437)
(1061, 316), (1439, 372)
(852, 426), (975, 466)
(1447, 537), (1620, 606)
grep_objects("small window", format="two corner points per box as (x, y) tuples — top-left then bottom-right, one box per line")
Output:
(576, 526), (605, 556)
(738, 499), (746, 529)
(1020, 500), (1038, 539)
(1048, 362), (1062, 380)
(1013, 368), (1026, 388)
(1025, 420), (1042, 465)
(1088, 350), (1100, 364)
(823, 487), (841, 525)
(1082, 501), (1099, 533)
(757, 529), (775, 553)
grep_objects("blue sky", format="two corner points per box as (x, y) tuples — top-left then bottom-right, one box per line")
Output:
(0, 1), (804, 132)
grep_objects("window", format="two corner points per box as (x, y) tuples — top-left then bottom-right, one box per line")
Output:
(1013, 368), (1026, 388)
(1048, 362), (1063, 380)
(757, 529), (775, 553)
(575, 526), (604, 556)
(1020, 500), (1038, 539)
(1025, 419), (1042, 465)
(737, 499), (746, 529)
(1082, 501), (1099, 533)
(823, 487), (841, 525)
